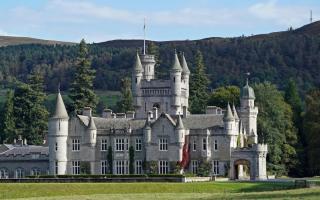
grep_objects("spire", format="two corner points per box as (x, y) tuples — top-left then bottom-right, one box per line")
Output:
(224, 103), (234, 121)
(176, 115), (184, 129)
(52, 90), (69, 119)
(232, 103), (239, 121)
(171, 50), (182, 72)
(134, 52), (143, 72)
(181, 52), (190, 75)
(88, 116), (97, 130)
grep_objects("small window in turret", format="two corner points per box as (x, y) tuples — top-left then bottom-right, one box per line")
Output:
(135, 78), (137, 83)
(173, 77), (175, 83)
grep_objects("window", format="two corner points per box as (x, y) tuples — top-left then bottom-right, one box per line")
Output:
(202, 138), (207, 151)
(191, 160), (198, 174)
(101, 139), (108, 151)
(135, 138), (142, 151)
(125, 138), (129, 151)
(193, 140), (197, 151)
(31, 168), (41, 176)
(0, 168), (8, 179)
(31, 153), (40, 159)
(159, 138), (168, 151)
(158, 160), (168, 174)
(72, 139), (80, 151)
(135, 160), (142, 174)
(213, 160), (219, 175)
(55, 142), (58, 151)
(55, 161), (58, 175)
(115, 160), (129, 175)
(101, 160), (108, 175)
(115, 138), (124, 151)
(214, 140), (218, 151)
(15, 168), (24, 178)
(72, 161), (80, 175)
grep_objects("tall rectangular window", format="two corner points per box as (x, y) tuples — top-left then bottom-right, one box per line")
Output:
(72, 161), (80, 175)
(159, 138), (168, 151)
(193, 140), (197, 151)
(55, 142), (58, 151)
(115, 160), (129, 175)
(135, 138), (142, 151)
(158, 160), (168, 174)
(191, 160), (198, 174)
(213, 160), (219, 175)
(55, 161), (58, 175)
(101, 160), (108, 174)
(125, 138), (129, 151)
(214, 140), (218, 151)
(115, 138), (125, 151)
(135, 160), (142, 174)
(202, 138), (207, 151)
(101, 139), (108, 151)
(72, 139), (80, 151)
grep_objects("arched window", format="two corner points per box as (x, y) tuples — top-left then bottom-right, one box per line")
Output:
(31, 168), (41, 176)
(15, 168), (24, 178)
(153, 103), (160, 109)
(0, 168), (8, 179)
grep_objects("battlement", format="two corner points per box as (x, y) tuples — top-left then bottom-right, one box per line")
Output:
(140, 54), (155, 63)
(252, 143), (268, 152)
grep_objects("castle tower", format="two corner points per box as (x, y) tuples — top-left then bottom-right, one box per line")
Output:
(132, 52), (143, 111)
(140, 54), (156, 81)
(87, 116), (97, 147)
(239, 79), (258, 144)
(170, 51), (183, 114)
(48, 90), (69, 175)
(181, 53), (190, 110)
(224, 103), (237, 148)
(175, 115), (185, 161)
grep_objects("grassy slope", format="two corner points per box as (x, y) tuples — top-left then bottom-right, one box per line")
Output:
(0, 182), (303, 199)
(0, 36), (74, 47)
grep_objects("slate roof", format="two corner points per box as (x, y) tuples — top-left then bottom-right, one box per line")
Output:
(0, 144), (48, 156)
(181, 114), (224, 129)
(134, 52), (143, 72)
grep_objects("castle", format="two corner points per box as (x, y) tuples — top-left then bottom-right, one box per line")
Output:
(48, 51), (268, 180)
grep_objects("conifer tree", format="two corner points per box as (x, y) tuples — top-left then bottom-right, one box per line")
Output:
(0, 90), (15, 143)
(117, 77), (133, 112)
(69, 39), (98, 113)
(189, 50), (209, 114)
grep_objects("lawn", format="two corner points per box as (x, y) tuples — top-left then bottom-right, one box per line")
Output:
(1, 181), (319, 200)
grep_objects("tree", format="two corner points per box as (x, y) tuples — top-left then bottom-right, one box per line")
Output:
(116, 77), (133, 112)
(254, 82), (298, 176)
(69, 39), (98, 113)
(303, 89), (320, 176)
(129, 146), (135, 174)
(189, 50), (209, 114)
(208, 86), (240, 108)
(0, 90), (15, 143)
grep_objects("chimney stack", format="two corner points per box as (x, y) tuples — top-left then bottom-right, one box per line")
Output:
(152, 107), (158, 119)
(83, 107), (92, 117)
(102, 109), (112, 118)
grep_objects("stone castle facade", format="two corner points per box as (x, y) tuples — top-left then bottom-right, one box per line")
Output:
(48, 51), (268, 180)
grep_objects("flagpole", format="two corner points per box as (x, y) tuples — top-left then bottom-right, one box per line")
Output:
(143, 17), (146, 55)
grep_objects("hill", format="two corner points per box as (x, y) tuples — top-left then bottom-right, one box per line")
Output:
(0, 36), (75, 47)
(0, 21), (319, 94)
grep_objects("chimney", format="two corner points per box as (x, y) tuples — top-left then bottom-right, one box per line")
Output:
(83, 107), (92, 117)
(111, 113), (117, 118)
(17, 135), (23, 146)
(183, 106), (187, 118)
(102, 109), (113, 118)
(117, 113), (126, 118)
(152, 107), (158, 119)
(126, 111), (135, 119)
(147, 111), (152, 121)
(206, 106), (223, 115)
(24, 138), (27, 146)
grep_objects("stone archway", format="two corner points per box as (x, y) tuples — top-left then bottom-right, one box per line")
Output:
(234, 159), (251, 180)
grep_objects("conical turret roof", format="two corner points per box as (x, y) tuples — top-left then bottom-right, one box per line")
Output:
(171, 51), (182, 72)
(52, 91), (69, 119)
(88, 116), (97, 130)
(224, 103), (234, 121)
(232, 103), (239, 120)
(176, 115), (184, 129)
(181, 53), (190, 75)
(134, 52), (143, 72)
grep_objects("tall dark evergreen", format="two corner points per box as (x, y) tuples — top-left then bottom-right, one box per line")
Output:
(69, 39), (98, 113)
(0, 90), (15, 143)
(189, 50), (209, 114)
(117, 77), (133, 112)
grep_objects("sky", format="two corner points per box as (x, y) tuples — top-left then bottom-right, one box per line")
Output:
(0, 0), (319, 43)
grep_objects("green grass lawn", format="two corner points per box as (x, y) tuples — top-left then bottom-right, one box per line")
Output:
(1, 181), (319, 200)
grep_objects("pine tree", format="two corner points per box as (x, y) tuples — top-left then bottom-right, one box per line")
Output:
(117, 77), (133, 112)
(189, 50), (209, 114)
(69, 39), (98, 113)
(0, 90), (15, 143)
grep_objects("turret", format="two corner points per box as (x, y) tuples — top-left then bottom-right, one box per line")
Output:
(232, 103), (240, 134)
(181, 53), (190, 109)
(170, 51), (182, 114)
(132, 52), (143, 109)
(87, 116), (97, 147)
(175, 115), (185, 161)
(140, 54), (156, 81)
(224, 103), (234, 134)
(143, 117), (152, 144)
(239, 79), (258, 144)
(48, 90), (69, 175)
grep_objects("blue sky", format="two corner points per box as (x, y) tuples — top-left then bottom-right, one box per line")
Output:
(0, 0), (319, 42)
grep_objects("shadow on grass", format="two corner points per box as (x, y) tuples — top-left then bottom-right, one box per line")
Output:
(238, 182), (295, 193)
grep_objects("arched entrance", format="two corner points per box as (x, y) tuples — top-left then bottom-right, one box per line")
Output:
(234, 159), (250, 180)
